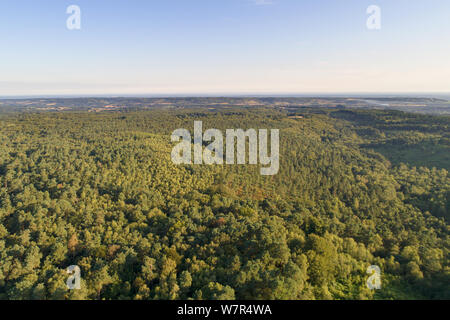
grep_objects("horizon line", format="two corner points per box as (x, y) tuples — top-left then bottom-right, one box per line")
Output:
(1, 92), (450, 100)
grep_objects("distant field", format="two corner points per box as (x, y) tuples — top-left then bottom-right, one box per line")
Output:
(1, 96), (450, 115)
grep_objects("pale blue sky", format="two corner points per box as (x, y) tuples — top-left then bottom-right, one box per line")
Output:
(1, 0), (449, 96)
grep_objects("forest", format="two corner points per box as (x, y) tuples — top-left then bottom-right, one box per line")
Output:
(0, 106), (448, 300)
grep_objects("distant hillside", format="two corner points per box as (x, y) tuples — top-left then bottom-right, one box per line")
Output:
(1, 97), (450, 115)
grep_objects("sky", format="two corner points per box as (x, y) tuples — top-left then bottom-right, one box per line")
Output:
(0, 0), (449, 96)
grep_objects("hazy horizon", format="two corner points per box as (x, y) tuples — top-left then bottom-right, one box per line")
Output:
(1, 92), (450, 100)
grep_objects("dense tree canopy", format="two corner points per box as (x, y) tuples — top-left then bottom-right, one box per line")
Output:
(0, 107), (448, 300)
